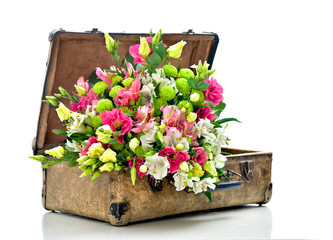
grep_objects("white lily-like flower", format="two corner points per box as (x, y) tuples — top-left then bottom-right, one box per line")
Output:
(163, 127), (190, 151)
(211, 127), (229, 155)
(173, 170), (199, 191)
(213, 154), (227, 169)
(141, 85), (153, 105)
(144, 153), (170, 179)
(83, 105), (96, 126)
(140, 125), (157, 151)
(195, 118), (216, 141)
(66, 139), (81, 152)
(192, 177), (217, 194)
(67, 112), (86, 136)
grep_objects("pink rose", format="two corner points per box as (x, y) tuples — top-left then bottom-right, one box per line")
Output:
(159, 147), (190, 173)
(100, 109), (133, 144)
(196, 104), (216, 121)
(203, 77), (224, 107)
(191, 147), (208, 167)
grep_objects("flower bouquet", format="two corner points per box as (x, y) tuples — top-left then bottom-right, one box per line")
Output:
(30, 29), (239, 201)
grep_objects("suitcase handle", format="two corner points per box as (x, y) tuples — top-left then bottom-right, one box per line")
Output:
(205, 180), (243, 192)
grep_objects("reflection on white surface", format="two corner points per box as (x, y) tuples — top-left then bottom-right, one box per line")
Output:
(42, 205), (272, 240)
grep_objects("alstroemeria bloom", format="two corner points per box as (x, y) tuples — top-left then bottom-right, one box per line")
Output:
(70, 89), (99, 112)
(144, 153), (170, 180)
(203, 77), (224, 107)
(161, 106), (184, 129)
(96, 67), (112, 85)
(192, 177), (216, 194)
(128, 157), (147, 178)
(158, 147), (190, 173)
(163, 127), (190, 151)
(74, 76), (89, 96)
(132, 105), (155, 133)
(114, 78), (141, 107)
(173, 170), (199, 191)
(129, 37), (152, 64)
(100, 109), (132, 144)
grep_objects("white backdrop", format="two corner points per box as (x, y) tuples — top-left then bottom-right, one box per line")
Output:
(1, 0), (333, 239)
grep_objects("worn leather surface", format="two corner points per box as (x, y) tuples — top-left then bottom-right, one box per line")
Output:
(43, 148), (272, 225)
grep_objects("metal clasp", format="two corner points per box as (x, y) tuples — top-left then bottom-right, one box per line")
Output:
(239, 160), (254, 182)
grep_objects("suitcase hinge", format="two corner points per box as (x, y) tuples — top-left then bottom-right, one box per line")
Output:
(86, 28), (101, 34)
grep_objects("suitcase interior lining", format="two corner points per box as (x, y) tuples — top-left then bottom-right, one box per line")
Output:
(35, 32), (217, 152)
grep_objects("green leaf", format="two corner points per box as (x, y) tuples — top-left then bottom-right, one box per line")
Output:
(204, 192), (212, 202)
(136, 92), (143, 107)
(154, 41), (165, 61)
(67, 157), (78, 168)
(52, 129), (67, 135)
(152, 94), (162, 117)
(125, 51), (135, 67)
(213, 102), (226, 118)
(88, 69), (101, 87)
(196, 81), (210, 91)
(148, 51), (162, 66)
(188, 78), (198, 89)
(136, 64), (146, 72)
(215, 118), (241, 125)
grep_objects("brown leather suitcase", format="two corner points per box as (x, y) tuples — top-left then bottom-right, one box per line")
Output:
(33, 29), (272, 226)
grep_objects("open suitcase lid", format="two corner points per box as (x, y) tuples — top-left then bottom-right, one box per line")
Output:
(33, 28), (219, 155)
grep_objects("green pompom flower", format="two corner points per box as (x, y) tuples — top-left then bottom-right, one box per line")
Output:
(157, 97), (168, 108)
(93, 81), (109, 95)
(96, 99), (113, 113)
(175, 78), (191, 95)
(111, 75), (123, 86)
(178, 68), (195, 80)
(91, 115), (102, 129)
(118, 106), (134, 115)
(163, 65), (178, 78)
(159, 85), (176, 101)
(111, 141), (125, 151)
(177, 100), (193, 114)
(122, 77), (134, 87)
(190, 90), (205, 104)
(109, 85), (123, 98)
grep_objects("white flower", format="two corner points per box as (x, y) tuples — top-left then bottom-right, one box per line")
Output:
(152, 68), (176, 90)
(163, 127), (189, 151)
(211, 128), (229, 155)
(195, 118), (216, 141)
(67, 112), (86, 136)
(83, 106), (96, 126)
(65, 139), (81, 152)
(141, 85), (153, 105)
(140, 125), (157, 151)
(213, 154), (227, 169)
(173, 170), (199, 191)
(145, 153), (170, 179)
(192, 177), (217, 194)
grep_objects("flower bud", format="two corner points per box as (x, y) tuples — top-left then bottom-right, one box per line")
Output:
(87, 143), (105, 158)
(80, 168), (93, 178)
(179, 161), (189, 172)
(129, 138), (140, 152)
(160, 123), (166, 131)
(100, 149), (117, 163)
(167, 40), (186, 59)
(176, 143), (184, 151)
(156, 131), (164, 143)
(105, 33), (118, 55)
(83, 158), (97, 166)
(139, 37), (151, 58)
(151, 29), (162, 47)
(76, 155), (89, 164)
(204, 160), (218, 176)
(45, 146), (65, 159)
(91, 170), (101, 182)
(190, 92), (200, 102)
(74, 85), (86, 96)
(131, 164), (137, 185)
(96, 129), (112, 144)
(139, 164), (148, 173)
(58, 87), (69, 96)
(99, 162), (114, 172)
(187, 112), (197, 123)
(55, 102), (71, 121)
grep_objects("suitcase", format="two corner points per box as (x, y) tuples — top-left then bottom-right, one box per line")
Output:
(32, 28), (273, 226)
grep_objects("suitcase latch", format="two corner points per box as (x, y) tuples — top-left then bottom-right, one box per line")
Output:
(239, 160), (254, 182)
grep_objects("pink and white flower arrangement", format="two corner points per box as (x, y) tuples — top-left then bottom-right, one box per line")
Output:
(31, 29), (239, 197)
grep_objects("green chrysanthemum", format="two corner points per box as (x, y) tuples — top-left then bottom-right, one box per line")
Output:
(109, 85), (123, 98)
(96, 99), (113, 113)
(178, 68), (195, 80)
(177, 100), (194, 114)
(159, 85), (176, 101)
(111, 75), (123, 86)
(119, 106), (134, 115)
(93, 81), (109, 95)
(157, 97), (168, 108)
(175, 78), (191, 95)
(91, 115), (102, 129)
(163, 65), (178, 78)
(190, 90), (205, 104)
(122, 77), (134, 87)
